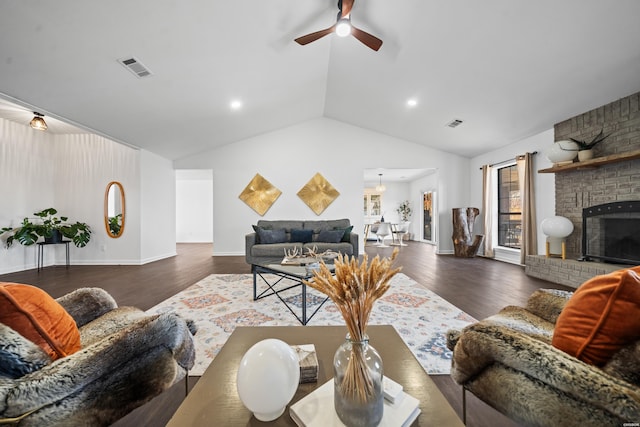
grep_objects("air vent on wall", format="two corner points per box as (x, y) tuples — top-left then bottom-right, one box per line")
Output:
(118, 57), (153, 78)
(446, 119), (464, 128)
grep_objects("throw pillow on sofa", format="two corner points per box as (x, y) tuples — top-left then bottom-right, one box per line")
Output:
(255, 227), (287, 244)
(0, 283), (81, 360)
(334, 225), (354, 242)
(290, 229), (313, 243)
(552, 267), (640, 366)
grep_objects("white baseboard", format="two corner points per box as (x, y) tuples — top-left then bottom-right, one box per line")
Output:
(493, 247), (522, 265)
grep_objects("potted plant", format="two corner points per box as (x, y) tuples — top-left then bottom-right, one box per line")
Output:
(396, 200), (412, 222)
(570, 129), (611, 161)
(1, 208), (92, 248)
(108, 213), (123, 236)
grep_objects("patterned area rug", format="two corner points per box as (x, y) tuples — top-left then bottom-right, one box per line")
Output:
(147, 273), (476, 376)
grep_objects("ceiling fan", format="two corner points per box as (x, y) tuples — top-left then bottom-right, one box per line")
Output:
(294, 0), (383, 51)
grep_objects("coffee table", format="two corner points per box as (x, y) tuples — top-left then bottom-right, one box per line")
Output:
(167, 325), (463, 426)
(252, 263), (334, 325)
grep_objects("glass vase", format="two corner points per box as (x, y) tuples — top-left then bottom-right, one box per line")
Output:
(333, 334), (384, 427)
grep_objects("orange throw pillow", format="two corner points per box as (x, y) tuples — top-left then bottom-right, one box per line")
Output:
(0, 282), (81, 360)
(552, 267), (640, 366)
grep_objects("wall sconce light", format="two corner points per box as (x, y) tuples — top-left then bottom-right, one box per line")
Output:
(30, 112), (48, 131)
(375, 173), (386, 192)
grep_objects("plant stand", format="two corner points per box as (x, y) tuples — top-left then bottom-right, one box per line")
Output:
(37, 241), (70, 272)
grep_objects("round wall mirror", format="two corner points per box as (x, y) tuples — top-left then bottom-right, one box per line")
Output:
(104, 181), (125, 238)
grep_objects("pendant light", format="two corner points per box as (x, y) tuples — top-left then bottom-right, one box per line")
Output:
(30, 112), (48, 131)
(376, 174), (386, 192)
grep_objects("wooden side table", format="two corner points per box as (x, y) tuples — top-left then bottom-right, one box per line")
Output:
(37, 241), (70, 272)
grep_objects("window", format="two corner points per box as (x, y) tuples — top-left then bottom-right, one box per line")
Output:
(497, 164), (521, 249)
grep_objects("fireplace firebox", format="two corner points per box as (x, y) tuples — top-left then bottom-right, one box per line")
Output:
(582, 201), (640, 265)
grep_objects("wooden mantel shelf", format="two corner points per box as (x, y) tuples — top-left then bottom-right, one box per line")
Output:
(538, 149), (640, 173)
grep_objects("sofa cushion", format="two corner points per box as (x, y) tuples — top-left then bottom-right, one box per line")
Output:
(603, 341), (640, 387)
(255, 227), (287, 244)
(290, 229), (313, 243)
(256, 220), (304, 232)
(304, 242), (354, 256)
(252, 224), (269, 243)
(316, 229), (345, 243)
(252, 243), (303, 258)
(552, 267), (640, 366)
(303, 219), (350, 233)
(0, 322), (51, 378)
(0, 282), (81, 360)
(334, 225), (354, 242)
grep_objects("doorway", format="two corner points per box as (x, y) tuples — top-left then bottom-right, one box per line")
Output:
(422, 191), (436, 244)
(175, 169), (213, 243)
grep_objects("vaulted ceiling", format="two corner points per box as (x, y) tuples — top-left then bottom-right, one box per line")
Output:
(1, 1), (639, 161)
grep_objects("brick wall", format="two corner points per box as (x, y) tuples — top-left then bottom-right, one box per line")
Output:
(525, 255), (622, 288)
(553, 91), (640, 259)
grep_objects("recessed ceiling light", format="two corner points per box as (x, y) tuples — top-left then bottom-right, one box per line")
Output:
(230, 100), (242, 110)
(406, 98), (418, 107)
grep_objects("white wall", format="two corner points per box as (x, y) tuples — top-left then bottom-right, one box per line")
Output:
(140, 150), (177, 263)
(176, 169), (213, 242)
(0, 119), (55, 271)
(469, 128), (556, 262)
(54, 133), (141, 265)
(0, 118), (175, 273)
(175, 117), (470, 256)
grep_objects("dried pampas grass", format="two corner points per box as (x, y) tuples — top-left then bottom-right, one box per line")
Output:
(304, 249), (401, 401)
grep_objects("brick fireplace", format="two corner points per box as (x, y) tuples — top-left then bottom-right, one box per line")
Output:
(525, 91), (640, 287)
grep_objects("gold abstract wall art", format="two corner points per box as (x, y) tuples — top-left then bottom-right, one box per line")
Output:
(238, 173), (282, 216)
(297, 172), (340, 215)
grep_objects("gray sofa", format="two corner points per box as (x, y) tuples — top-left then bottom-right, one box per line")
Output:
(245, 219), (358, 266)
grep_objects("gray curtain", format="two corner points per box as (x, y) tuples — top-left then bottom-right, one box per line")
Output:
(516, 153), (537, 264)
(481, 165), (494, 258)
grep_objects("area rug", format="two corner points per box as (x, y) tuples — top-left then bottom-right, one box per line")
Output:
(147, 273), (476, 376)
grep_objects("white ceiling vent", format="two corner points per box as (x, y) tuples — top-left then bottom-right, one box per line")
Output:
(118, 57), (153, 78)
(446, 119), (464, 128)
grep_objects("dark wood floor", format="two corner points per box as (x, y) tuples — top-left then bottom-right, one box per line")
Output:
(0, 242), (572, 427)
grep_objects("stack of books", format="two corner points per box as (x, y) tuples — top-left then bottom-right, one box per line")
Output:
(289, 376), (420, 426)
(291, 344), (318, 383)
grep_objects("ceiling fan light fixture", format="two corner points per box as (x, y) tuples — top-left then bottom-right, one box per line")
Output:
(335, 18), (352, 37)
(30, 112), (48, 131)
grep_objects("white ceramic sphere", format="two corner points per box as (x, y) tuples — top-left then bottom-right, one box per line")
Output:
(541, 216), (574, 238)
(546, 140), (579, 163)
(237, 338), (300, 421)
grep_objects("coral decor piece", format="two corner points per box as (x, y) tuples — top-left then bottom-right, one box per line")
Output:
(238, 174), (282, 216)
(297, 172), (340, 215)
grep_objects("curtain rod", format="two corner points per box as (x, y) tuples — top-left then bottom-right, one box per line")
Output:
(478, 151), (538, 170)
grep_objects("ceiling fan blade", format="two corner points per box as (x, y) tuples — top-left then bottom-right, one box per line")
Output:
(351, 26), (383, 51)
(341, 0), (354, 18)
(294, 25), (336, 45)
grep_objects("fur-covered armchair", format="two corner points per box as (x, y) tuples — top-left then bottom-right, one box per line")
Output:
(0, 286), (196, 426)
(447, 287), (640, 426)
